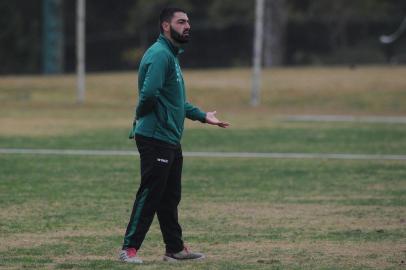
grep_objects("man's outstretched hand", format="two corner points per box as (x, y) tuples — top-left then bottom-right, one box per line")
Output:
(205, 111), (230, 128)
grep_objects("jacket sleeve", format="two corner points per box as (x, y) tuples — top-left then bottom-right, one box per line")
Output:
(185, 102), (206, 123)
(136, 52), (168, 119)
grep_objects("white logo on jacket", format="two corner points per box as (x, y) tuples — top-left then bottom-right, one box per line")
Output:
(175, 63), (182, 83)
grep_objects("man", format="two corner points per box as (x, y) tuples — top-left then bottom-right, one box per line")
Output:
(119, 7), (229, 264)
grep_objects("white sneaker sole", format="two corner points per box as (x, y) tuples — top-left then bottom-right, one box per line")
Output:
(119, 252), (143, 264)
(163, 254), (206, 262)
(120, 258), (143, 264)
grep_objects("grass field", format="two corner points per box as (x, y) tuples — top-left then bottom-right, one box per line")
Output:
(1, 66), (406, 136)
(0, 67), (406, 269)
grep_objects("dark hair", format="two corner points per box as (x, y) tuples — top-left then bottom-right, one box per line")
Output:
(159, 7), (186, 33)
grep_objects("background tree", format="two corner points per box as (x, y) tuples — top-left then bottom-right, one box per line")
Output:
(0, 0), (42, 74)
(0, 0), (406, 73)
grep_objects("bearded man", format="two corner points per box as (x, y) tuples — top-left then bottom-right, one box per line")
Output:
(119, 7), (229, 264)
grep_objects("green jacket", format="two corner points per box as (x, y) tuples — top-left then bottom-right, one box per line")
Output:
(129, 34), (206, 145)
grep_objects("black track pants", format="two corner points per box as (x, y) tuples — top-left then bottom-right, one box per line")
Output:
(122, 135), (184, 253)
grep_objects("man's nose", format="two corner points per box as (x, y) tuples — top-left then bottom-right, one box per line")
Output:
(185, 22), (191, 30)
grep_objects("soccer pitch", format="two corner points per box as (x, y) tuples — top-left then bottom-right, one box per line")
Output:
(0, 67), (405, 269)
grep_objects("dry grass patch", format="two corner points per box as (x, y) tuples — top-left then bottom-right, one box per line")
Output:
(183, 202), (406, 232)
(207, 240), (405, 269)
(186, 66), (406, 114)
(0, 114), (130, 136)
(1, 67), (406, 136)
(0, 228), (123, 252)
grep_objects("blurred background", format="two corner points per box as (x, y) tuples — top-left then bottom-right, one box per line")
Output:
(1, 3), (406, 268)
(1, 0), (406, 74)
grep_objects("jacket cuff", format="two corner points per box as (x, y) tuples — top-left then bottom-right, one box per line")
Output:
(199, 112), (207, 123)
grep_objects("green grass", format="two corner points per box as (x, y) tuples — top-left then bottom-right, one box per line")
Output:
(1, 67), (406, 269)
(0, 154), (405, 269)
(1, 122), (406, 155)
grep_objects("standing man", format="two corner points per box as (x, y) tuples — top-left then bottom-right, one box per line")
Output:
(120, 7), (229, 264)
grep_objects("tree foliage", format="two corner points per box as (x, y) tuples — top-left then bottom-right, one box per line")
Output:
(1, 0), (406, 73)
(0, 0), (42, 73)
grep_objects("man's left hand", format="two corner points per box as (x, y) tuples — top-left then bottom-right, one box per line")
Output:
(205, 111), (230, 128)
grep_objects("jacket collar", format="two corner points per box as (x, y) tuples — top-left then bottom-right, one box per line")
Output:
(158, 34), (184, 56)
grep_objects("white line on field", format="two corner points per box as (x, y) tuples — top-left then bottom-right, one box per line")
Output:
(0, 148), (405, 161)
(280, 115), (406, 124)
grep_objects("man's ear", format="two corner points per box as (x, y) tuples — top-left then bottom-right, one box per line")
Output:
(162, 21), (170, 32)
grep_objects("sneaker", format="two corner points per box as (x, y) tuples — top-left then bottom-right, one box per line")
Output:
(163, 246), (205, 262)
(119, 248), (143, 264)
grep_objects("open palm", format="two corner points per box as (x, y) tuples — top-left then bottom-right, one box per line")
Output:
(205, 111), (230, 128)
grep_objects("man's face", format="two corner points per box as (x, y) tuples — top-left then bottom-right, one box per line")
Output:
(169, 12), (191, 44)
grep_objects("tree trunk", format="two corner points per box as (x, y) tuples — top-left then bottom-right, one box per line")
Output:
(263, 0), (287, 67)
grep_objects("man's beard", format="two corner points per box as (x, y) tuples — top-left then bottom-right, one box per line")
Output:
(170, 26), (190, 44)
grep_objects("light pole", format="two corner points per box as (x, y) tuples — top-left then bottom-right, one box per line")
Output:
(76, 0), (86, 103)
(251, 0), (265, 107)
